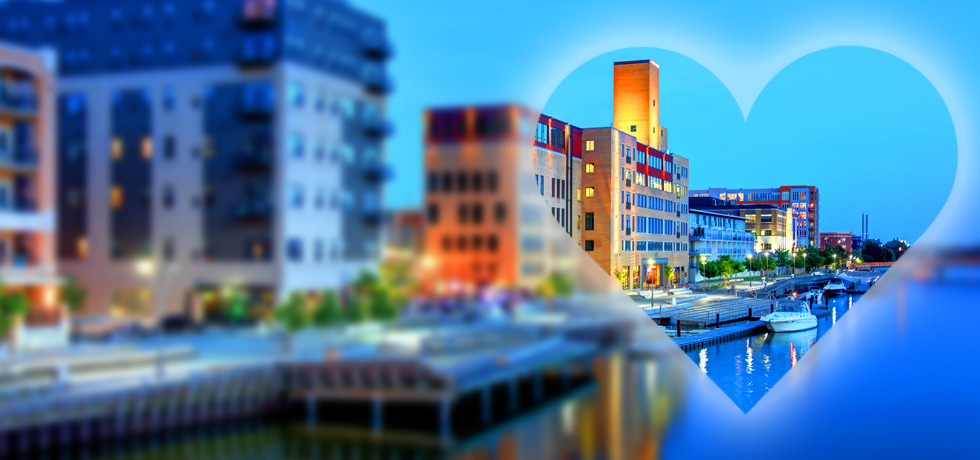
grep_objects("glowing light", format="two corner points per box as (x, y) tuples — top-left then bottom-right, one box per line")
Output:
(698, 348), (708, 373)
(135, 259), (157, 277)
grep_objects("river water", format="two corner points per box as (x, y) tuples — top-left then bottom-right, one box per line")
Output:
(687, 294), (859, 411)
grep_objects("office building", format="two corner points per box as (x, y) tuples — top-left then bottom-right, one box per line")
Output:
(688, 209), (755, 280)
(0, 0), (392, 324)
(689, 197), (794, 254)
(690, 185), (819, 248)
(820, 232), (853, 251)
(1, 41), (64, 349)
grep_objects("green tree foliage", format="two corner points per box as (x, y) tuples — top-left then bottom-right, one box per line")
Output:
(0, 287), (29, 338)
(369, 287), (399, 321)
(61, 277), (87, 313)
(613, 269), (629, 289)
(224, 288), (249, 322)
(274, 292), (308, 332)
(884, 238), (910, 260)
(347, 294), (372, 323)
(536, 272), (576, 298)
(311, 290), (343, 327)
(774, 250), (791, 268)
(862, 240), (895, 263)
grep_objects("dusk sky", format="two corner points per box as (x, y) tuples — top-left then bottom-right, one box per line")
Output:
(355, 0), (959, 245)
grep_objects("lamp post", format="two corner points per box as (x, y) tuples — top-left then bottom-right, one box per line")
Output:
(803, 252), (807, 276)
(135, 258), (178, 381)
(833, 253), (838, 274)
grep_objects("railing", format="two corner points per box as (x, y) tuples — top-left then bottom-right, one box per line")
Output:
(363, 118), (393, 137)
(0, 81), (37, 115)
(238, 34), (277, 66)
(234, 151), (273, 173)
(363, 163), (392, 182)
(232, 201), (273, 223)
(364, 73), (393, 94)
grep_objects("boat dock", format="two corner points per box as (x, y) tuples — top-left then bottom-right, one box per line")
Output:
(672, 321), (768, 352)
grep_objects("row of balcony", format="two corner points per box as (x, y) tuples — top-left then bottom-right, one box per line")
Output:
(0, 146), (39, 171)
(0, 81), (37, 116)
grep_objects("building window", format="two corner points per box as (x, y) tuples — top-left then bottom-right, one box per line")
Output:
(163, 239), (175, 261)
(585, 187), (595, 198)
(630, 125), (636, 132)
(111, 138), (123, 160)
(162, 185), (175, 209)
(77, 237), (89, 259)
(163, 136), (176, 159)
(495, 202), (506, 223)
(585, 212), (595, 230)
(585, 163), (595, 173)
(535, 122), (548, 143)
(585, 140), (595, 151)
(427, 203), (439, 223)
(287, 238), (303, 261)
(141, 136), (153, 160)
(585, 240), (595, 251)
(288, 81), (304, 107)
(111, 186), (123, 209)
(289, 184), (304, 208)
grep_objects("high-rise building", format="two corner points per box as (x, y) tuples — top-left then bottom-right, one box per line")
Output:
(1, 41), (64, 348)
(0, 0), (392, 324)
(690, 185), (819, 248)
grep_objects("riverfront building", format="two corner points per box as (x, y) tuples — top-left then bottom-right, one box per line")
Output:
(0, 0), (392, 324)
(689, 197), (794, 254)
(424, 105), (577, 292)
(690, 185), (819, 248)
(0, 42), (65, 349)
(820, 232), (853, 251)
(688, 209), (755, 280)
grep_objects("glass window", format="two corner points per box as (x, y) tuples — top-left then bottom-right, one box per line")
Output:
(585, 187), (595, 198)
(585, 163), (595, 173)
(287, 238), (303, 262)
(585, 240), (595, 251)
(585, 140), (594, 151)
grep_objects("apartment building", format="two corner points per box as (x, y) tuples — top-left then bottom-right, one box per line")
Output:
(690, 185), (819, 247)
(819, 232), (853, 251)
(688, 209), (755, 279)
(689, 197), (794, 253)
(0, 0), (392, 324)
(0, 41), (63, 348)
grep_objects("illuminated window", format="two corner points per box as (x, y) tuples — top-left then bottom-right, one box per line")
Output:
(585, 140), (595, 151)
(111, 186), (123, 209)
(585, 187), (595, 198)
(585, 163), (595, 173)
(577, 188), (581, 201)
(77, 237), (89, 259)
(111, 138), (123, 160)
(141, 136), (153, 160)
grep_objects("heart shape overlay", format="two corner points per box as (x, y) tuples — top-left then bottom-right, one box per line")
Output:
(536, 46), (956, 411)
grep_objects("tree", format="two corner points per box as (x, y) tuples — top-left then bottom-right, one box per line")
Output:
(369, 287), (399, 321)
(311, 290), (343, 327)
(62, 277), (87, 313)
(613, 269), (629, 289)
(0, 289), (29, 341)
(664, 265), (676, 286)
(224, 288), (249, 323)
(274, 292), (308, 333)
(347, 295), (372, 323)
(698, 260), (719, 280)
(884, 238), (910, 260)
(774, 250), (791, 272)
(536, 272), (576, 299)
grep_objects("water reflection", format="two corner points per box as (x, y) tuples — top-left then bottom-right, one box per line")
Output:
(50, 350), (687, 460)
(690, 295), (859, 411)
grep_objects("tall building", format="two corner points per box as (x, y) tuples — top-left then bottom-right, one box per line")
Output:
(578, 127), (689, 289)
(0, 0), (392, 324)
(689, 197), (794, 254)
(690, 185), (819, 248)
(1, 41), (64, 348)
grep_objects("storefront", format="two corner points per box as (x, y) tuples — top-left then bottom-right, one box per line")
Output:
(641, 258), (668, 290)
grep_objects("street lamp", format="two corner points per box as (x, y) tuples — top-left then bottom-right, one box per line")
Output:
(833, 253), (838, 274)
(803, 252), (807, 275)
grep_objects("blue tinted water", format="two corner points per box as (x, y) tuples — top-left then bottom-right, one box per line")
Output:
(687, 294), (858, 411)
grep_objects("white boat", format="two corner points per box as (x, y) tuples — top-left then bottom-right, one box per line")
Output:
(799, 289), (824, 307)
(761, 301), (818, 333)
(822, 278), (848, 297)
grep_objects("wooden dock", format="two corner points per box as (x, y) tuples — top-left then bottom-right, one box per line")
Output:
(672, 321), (768, 352)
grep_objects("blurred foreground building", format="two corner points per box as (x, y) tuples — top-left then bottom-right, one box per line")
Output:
(424, 60), (692, 292)
(0, 41), (64, 349)
(690, 185), (819, 248)
(0, 0), (392, 324)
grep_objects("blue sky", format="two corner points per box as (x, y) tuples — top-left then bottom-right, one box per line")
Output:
(353, 0), (969, 246)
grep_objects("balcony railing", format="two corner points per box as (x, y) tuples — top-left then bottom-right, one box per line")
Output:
(361, 34), (393, 60)
(0, 81), (37, 116)
(239, 89), (275, 118)
(241, 0), (277, 27)
(234, 151), (273, 173)
(363, 163), (392, 182)
(232, 200), (273, 223)
(363, 209), (385, 226)
(362, 118), (393, 138)
(0, 146), (39, 170)
(238, 35), (277, 67)
(364, 73), (393, 95)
